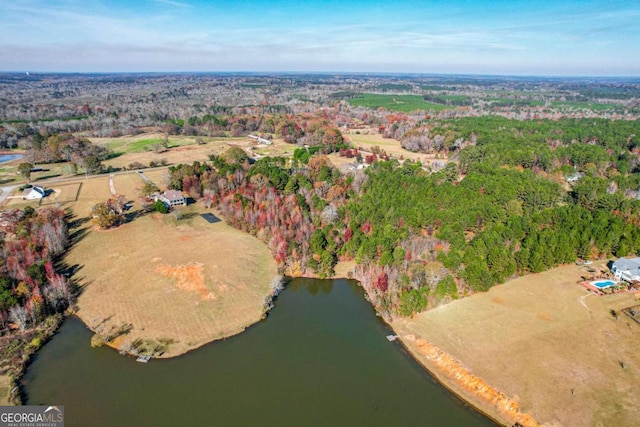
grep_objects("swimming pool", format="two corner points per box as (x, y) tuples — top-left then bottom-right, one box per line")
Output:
(591, 280), (616, 289)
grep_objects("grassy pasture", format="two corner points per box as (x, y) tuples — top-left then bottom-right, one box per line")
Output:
(0, 375), (10, 405)
(138, 169), (169, 187)
(40, 182), (82, 206)
(94, 134), (296, 170)
(487, 97), (545, 107)
(69, 208), (276, 357)
(347, 94), (451, 112)
(376, 83), (413, 92)
(70, 175), (113, 216)
(426, 94), (471, 104)
(92, 133), (199, 155)
(112, 172), (146, 200)
(52, 170), (277, 357)
(344, 128), (446, 164)
(393, 261), (640, 427)
(550, 101), (618, 111)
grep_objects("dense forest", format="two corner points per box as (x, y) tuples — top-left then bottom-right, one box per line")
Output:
(1, 73), (638, 148)
(158, 122), (640, 320)
(1, 73), (640, 319)
(0, 207), (72, 330)
(0, 207), (72, 403)
(162, 111), (640, 318)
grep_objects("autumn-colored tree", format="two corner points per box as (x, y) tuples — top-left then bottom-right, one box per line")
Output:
(91, 197), (126, 229)
(376, 273), (389, 292)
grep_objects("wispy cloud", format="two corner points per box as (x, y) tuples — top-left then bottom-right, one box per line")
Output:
(0, 0), (638, 75)
(150, 0), (192, 8)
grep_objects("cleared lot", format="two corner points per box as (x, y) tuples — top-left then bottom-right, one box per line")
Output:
(393, 261), (640, 427)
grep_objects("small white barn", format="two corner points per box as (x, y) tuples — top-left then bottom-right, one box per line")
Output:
(248, 134), (272, 145)
(566, 172), (585, 183)
(24, 185), (46, 200)
(611, 257), (640, 282)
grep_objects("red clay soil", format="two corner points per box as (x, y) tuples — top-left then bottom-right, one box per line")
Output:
(403, 334), (543, 427)
(155, 262), (215, 301)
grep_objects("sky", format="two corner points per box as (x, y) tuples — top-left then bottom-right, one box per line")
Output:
(1, 0), (639, 76)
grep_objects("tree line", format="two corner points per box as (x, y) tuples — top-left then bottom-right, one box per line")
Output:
(0, 207), (73, 331)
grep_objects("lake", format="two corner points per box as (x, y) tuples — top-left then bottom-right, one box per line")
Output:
(21, 278), (496, 426)
(0, 154), (23, 164)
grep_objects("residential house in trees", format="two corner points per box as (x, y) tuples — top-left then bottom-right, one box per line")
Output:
(611, 257), (640, 282)
(155, 190), (186, 208)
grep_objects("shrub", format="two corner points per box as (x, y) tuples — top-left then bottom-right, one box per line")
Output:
(154, 200), (168, 214)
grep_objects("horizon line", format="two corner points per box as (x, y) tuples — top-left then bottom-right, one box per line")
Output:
(2, 70), (640, 80)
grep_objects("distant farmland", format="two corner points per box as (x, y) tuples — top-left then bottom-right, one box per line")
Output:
(347, 94), (452, 112)
(550, 100), (619, 111)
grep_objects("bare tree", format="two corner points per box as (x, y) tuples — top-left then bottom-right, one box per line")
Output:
(9, 306), (29, 331)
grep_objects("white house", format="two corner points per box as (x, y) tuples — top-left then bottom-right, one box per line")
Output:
(24, 185), (46, 200)
(248, 134), (272, 145)
(155, 190), (186, 208)
(611, 257), (640, 282)
(566, 172), (584, 183)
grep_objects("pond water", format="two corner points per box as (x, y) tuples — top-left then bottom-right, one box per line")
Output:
(0, 153), (23, 164)
(21, 278), (495, 426)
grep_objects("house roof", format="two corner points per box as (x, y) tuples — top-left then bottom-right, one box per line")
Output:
(24, 185), (45, 196)
(161, 190), (185, 202)
(612, 257), (640, 272)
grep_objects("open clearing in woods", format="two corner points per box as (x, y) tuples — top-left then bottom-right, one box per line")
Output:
(53, 170), (277, 357)
(344, 129), (447, 163)
(392, 261), (640, 427)
(91, 133), (295, 170)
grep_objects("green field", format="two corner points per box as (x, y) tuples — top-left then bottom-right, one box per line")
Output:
(96, 135), (202, 155)
(487, 97), (545, 107)
(348, 94), (451, 112)
(434, 95), (470, 103)
(550, 101), (618, 111)
(105, 138), (166, 153)
(376, 83), (413, 92)
(419, 85), (448, 91)
(423, 94), (472, 105)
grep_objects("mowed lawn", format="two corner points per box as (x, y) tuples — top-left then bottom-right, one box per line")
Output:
(62, 171), (277, 357)
(393, 261), (640, 427)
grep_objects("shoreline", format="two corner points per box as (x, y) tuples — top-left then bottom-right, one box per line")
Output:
(91, 267), (357, 359)
(13, 270), (534, 427)
(389, 319), (541, 427)
(13, 259), (534, 427)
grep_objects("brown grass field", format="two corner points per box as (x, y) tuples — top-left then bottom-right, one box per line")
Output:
(345, 128), (445, 163)
(10, 166), (278, 358)
(392, 261), (640, 427)
(68, 208), (276, 357)
(0, 374), (10, 405)
(92, 133), (296, 170)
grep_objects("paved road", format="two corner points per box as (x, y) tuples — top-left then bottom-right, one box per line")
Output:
(137, 170), (151, 182)
(109, 174), (117, 195)
(0, 185), (19, 205)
